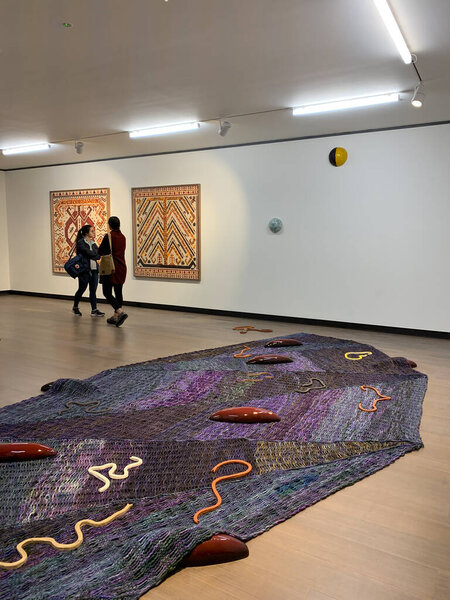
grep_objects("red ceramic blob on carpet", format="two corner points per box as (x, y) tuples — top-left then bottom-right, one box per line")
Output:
(265, 339), (303, 347)
(182, 534), (249, 566)
(209, 407), (281, 423)
(246, 354), (293, 364)
(0, 443), (57, 461)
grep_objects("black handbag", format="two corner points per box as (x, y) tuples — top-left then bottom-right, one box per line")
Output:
(64, 243), (88, 279)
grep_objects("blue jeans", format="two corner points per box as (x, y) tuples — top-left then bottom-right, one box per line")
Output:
(74, 270), (99, 311)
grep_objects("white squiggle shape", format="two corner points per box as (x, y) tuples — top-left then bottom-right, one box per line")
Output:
(88, 456), (143, 492)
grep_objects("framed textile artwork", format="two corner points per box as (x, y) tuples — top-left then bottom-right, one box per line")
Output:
(132, 184), (201, 280)
(50, 188), (110, 274)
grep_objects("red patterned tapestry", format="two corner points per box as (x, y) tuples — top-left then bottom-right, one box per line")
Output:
(132, 184), (200, 280)
(50, 189), (110, 274)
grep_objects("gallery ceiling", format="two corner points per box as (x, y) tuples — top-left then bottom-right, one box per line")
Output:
(0, 0), (449, 170)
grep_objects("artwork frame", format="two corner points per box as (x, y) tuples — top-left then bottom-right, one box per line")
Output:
(132, 184), (201, 281)
(50, 188), (110, 274)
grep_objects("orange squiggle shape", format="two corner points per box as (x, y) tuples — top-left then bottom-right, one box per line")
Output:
(193, 460), (252, 524)
(233, 326), (273, 334)
(0, 503), (132, 570)
(359, 385), (392, 412)
(234, 346), (252, 358)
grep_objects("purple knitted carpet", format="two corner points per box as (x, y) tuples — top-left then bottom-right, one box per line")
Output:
(0, 332), (427, 599)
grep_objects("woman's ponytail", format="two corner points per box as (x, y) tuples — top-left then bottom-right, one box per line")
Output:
(76, 224), (91, 242)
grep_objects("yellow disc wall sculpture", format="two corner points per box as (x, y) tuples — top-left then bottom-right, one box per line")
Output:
(329, 147), (348, 167)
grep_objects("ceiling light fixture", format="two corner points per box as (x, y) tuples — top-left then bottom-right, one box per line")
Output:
(2, 143), (51, 156)
(411, 82), (425, 108)
(372, 0), (412, 64)
(129, 122), (200, 138)
(292, 93), (399, 116)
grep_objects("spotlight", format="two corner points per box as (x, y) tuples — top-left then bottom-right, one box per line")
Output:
(411, 83), (425, 108)
(75, 141), (84, 154)
(218, 120), (231, 137)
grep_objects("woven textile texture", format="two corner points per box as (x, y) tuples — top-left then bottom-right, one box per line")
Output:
(50, 188), (110, 273)
(0, 333), (426, 599)
(132, 184), (200, 280)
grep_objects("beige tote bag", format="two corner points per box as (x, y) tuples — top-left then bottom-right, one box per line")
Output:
(99, 233), (115, 276)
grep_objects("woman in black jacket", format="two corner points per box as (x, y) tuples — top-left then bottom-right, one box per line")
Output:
(72, 225), (105, 317)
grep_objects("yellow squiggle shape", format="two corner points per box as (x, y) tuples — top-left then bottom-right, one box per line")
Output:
(237, 371), (274, 382)
(0, 503), (132, 570)
(344, 351), (373, 361)
(88, 456), (143, 492)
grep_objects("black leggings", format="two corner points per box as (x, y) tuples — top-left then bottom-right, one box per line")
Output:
(74, 270), (99, 310)
(102, 281), (123, 311)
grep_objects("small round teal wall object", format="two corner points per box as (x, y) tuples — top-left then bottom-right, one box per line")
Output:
(268, 218), (283, 233)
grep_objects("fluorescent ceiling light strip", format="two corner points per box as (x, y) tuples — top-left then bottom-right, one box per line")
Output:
(292, 93), (399, 115)
(2, 143), (51, 156)
(129, 122), (200, 138)
(373, 0), (412, 64)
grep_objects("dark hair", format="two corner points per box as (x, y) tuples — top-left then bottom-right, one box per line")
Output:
(108, 216), (120, 231)
(76, 224), (92, 242)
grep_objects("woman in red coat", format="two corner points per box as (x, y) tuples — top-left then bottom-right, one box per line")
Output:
(98, 216), (128, 327)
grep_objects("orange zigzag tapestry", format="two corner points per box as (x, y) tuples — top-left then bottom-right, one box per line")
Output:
(50, 189), (110, 274)
(132, 184), (201, 280)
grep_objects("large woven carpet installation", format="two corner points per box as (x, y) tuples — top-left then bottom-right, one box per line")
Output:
(0, 332), (426, 599)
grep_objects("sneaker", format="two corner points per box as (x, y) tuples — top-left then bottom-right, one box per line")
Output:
(107, 316), (117, 325)
(91, 309), (105, 317)
(115, 313), (128, 327)
(72, 307), (82, 316)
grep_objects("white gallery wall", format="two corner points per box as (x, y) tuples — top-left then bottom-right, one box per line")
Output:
(0, 172), (10, 290)
(5, 123), (450, 332)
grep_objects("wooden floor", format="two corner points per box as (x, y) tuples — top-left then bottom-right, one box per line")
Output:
(0, 295), (449, 600)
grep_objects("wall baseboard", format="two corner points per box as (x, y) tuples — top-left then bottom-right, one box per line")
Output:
(4, 289), (449, 339)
